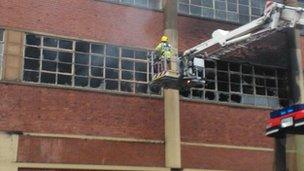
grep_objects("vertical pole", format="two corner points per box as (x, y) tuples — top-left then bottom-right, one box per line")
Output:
(163, 0), (181, 169)
(288, 28), (304, 171)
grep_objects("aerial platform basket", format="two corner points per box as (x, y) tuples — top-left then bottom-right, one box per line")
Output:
(149, 53), (180, 88)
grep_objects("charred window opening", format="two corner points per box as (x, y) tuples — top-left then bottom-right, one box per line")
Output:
(242, 76), (253, 85)
(243, 85), (253, 94)
(217, 72), (228, 82)
(205, 81), (216, 90)
(229, 63), (240, 72)
(205, 91), (216, 100)
(205, 60), (215, 68)
(230, 74), (240, 83)
(121, 81), (134, 92)
(231, 94), (241, 103)
(242, 64), (252, 74)
(192, 89), (204, 99)
(217, 61), (228, 71)
(205, 70), (215, 80)
(256, 87), (266, 95)
(231, 84), (241, 92)
(219, 93), (229, 102)
(218, 82), (229, 92)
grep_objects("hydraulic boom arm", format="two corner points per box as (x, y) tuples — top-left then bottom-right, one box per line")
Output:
(183, 2), (304, 58)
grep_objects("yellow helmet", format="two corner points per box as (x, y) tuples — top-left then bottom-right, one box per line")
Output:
(161, 35), (168, 42)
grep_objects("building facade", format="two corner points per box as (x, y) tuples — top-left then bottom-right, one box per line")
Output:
(0, 0), (300, 170)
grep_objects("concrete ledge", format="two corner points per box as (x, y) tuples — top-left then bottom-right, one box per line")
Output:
(181, 142), (274, 152)
(16, 162), (170, 171)
(23, 132), (164, 144)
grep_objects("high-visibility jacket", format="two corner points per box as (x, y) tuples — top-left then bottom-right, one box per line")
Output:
(155, 42), (173, 59)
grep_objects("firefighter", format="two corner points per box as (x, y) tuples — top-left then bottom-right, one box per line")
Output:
(155, 35), (173, 70)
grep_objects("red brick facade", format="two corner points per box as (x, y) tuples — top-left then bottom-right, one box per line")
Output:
(0, 0), (284, 170)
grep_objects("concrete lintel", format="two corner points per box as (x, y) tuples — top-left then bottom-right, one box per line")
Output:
(0, 132), (19, 171)
(16, 162), (170, 171)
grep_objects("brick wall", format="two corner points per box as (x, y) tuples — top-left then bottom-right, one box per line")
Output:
(0, 0), (280, 170)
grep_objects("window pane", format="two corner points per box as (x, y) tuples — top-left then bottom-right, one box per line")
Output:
(58, 63), (72, 73)
(135, 51), (147, 60)
(59, 40), (73, 49)
(122, 49), (134, 58)
(121, 81), (134, 92)
(215, 1), (226, 10)
(202, 0), (213, 7)
(122, 71), (134, 80)
(106, 57), (119, 68)
(106, 80), (118, 90)
(136, 83), (148, 93)
(106, 45), (119, 57)
(58, 74), (72, 85)
(75, 53), (89, 65)
(202, 7), (214, 18)
(91, 67), (103, 77)
(122, 60), (134, 70)
(190, 5), (201, 16)
(135, 62), (147, 72)
(43, 50), (57, 61)
(42, 61), (57, 72)
(76, 41), (90, 52)
(75, 65), (89, 76)
(58, 52), (72, 63)
(191, 0), (202, 5)
(26, 34), (41, 46)
(105, 69), (119, 79)
(24, 59), (40, 70)
(41, 72), (56, 84)
(179, 4), (189, 14)
(90, 78), (104, 88)
(75, 76), (89, 87)
(135, 72), (147, 82)
(91, 44), (104, 54)
(23, 71), (39, 82)
(91, 55), (104, 67)
(44, 37), (58, 47)
(227, 3), (237, 12)
(25, 47), (40, 59)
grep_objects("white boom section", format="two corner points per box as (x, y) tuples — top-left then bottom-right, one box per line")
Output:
(183, 2), (304, 57)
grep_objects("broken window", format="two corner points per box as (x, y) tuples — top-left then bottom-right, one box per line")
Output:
(230, 74), (240, 83)
(243, 85), (253, 94)
(106, 80), (118, 90)
(217, 61), (228, 71)
(90, 78), (104, 89)
(41, 72), (56, 84)
(205, 60), (215, 68)
(219, 93), (229, 102)
(242, 64), (252, 74)
(231, 94), (241, 103)
(205, 70), (215, 80)
(121, 81), (134, 92)
(217, 71), (228, 82)
(75, 76), (89, 87)
(218, 82), (229, 92)
(136, 83), (148, 93)
(205, 91), (216, 100)
(231, 84), (241, 92)
(192, 89), (203, 99)
(23, 34), (150, 95)
(230, 62), (240, 72)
